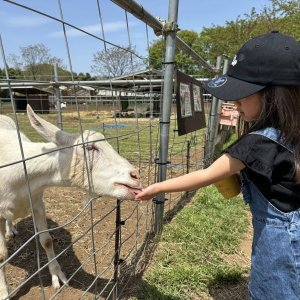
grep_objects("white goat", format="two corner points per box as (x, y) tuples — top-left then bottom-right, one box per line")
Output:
(0, 105), (141, 299)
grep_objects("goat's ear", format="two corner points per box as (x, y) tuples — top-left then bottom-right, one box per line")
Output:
(27, 105), (76, 146)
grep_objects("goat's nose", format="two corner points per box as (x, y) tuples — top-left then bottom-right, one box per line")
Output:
(130, 170), (140, 180)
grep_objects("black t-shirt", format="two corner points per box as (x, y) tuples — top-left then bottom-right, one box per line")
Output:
(224, 134), (300, 212)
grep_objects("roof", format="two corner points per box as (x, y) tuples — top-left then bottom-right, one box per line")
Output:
(0, 86), (54, 95)
(0, 68), (163, 92)
(112, 68), (163, 81)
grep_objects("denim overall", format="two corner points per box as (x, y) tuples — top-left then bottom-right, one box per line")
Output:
(240, 127), (300, 300)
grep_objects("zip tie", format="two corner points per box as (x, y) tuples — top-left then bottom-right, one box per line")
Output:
(162, 61), (176, 65)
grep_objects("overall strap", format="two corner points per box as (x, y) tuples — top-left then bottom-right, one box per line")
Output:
(249, 127), (293, 153)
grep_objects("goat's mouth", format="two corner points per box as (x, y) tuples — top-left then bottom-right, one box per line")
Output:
(115, 183), (142, 196)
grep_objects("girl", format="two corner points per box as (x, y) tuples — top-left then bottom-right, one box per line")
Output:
(135, 31), (300, 300)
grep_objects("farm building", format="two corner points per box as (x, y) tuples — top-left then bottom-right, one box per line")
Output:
(1, 86), (51, 114)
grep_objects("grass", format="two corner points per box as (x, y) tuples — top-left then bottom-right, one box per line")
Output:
(133, 186), (249, 299)
(222, 131), (238, 149)
(130, 130), (248, 300)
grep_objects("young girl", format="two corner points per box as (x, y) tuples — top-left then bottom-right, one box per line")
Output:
(135, 31), (300, 300)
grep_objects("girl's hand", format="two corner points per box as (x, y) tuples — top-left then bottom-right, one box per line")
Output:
(134, 183), (160, 201)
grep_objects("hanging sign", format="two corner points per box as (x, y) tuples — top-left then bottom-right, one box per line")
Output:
(176, 70), (206, 135)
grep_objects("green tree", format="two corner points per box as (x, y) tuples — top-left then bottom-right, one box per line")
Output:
(149, 30), (206, 76)
(198, 0), (300, 68)
(148, 39), (165, 71)
(74, 72), (95, 81)
(0, 66), (23, 80)
(149, 0), (300, 76)
(176, 30), (205, 75)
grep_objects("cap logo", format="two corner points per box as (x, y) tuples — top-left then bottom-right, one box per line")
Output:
(231, 55), (238, 66)
(208, 76), (227, 88)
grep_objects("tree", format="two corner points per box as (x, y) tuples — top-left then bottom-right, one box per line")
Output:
(175, 30), (206, 75)
(148, 0), (300, 77)
(197, 0), (300, 69)
(74, 72), (95, 81)
(149, 30), (207, 76)
(148, 39), (165, 71)
(0, 66), (23, 80)
(8, 43), (65, 80)
(91, 46), (145, 78)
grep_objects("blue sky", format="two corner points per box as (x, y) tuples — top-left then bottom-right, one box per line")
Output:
(0, 0), (273, 74)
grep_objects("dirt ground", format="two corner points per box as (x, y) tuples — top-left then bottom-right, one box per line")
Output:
(6, 186), (154, 300)
(4, 182), (190, 299)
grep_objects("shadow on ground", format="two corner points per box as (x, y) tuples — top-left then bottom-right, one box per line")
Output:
(6, 217), (117, 299)
(208, 275), (249, 300)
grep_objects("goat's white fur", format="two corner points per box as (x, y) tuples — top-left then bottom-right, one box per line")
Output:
(0, 105), (140, 299)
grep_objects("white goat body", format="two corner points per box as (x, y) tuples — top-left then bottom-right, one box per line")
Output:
(0, 106), (141, 299)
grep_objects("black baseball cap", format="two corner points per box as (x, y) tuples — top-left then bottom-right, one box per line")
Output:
(203, 31), (300, 101)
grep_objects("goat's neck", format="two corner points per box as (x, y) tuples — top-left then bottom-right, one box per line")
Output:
(24, 142), (73, 189)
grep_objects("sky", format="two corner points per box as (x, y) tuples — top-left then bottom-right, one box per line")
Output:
(0, 0), (273, 74)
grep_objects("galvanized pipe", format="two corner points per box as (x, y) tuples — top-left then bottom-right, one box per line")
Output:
(206, 56), (222, 164)
(153, 0), (179, 234)
(0, 78), (210, 88)
(111, 0), (162, 32)
(111, 0), (216, 72)
(0, 79), (164, 88)
(176, 38), (216, 72)
(54, 63), (63, 129)
(215, 58), (229, 127)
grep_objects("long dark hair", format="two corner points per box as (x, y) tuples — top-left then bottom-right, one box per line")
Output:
(239, 86), (300, 171)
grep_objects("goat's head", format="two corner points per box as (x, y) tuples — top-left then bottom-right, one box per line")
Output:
(27, 105), (141, 200)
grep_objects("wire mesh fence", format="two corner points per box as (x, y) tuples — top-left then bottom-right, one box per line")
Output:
(0, 0), (216, 299)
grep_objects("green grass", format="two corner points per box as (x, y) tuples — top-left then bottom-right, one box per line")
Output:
(134, 186), (249, 299)
(222, 132), (238, 149)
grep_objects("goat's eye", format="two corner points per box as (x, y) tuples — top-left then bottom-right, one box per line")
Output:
(85, 144), (99, 152)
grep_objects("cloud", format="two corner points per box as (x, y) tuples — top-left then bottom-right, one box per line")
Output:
(3, 15), (51, 27)
(48, 21), (137, 38)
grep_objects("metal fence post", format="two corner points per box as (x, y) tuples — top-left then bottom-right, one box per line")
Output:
(205, 56), (222, 165)
(154, 0), (179, 234)
(213, 59), (229, 146)
(54, 63), (63, 129)
(186, 140), (191, 175)
(113, 199), (122, 300)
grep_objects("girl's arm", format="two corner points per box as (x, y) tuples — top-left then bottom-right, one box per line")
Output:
(135, 153), (245, 200)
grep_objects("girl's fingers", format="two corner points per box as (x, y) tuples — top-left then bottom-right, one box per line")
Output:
(134, 184), (158, 200)
(135, 191), (151, 201)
